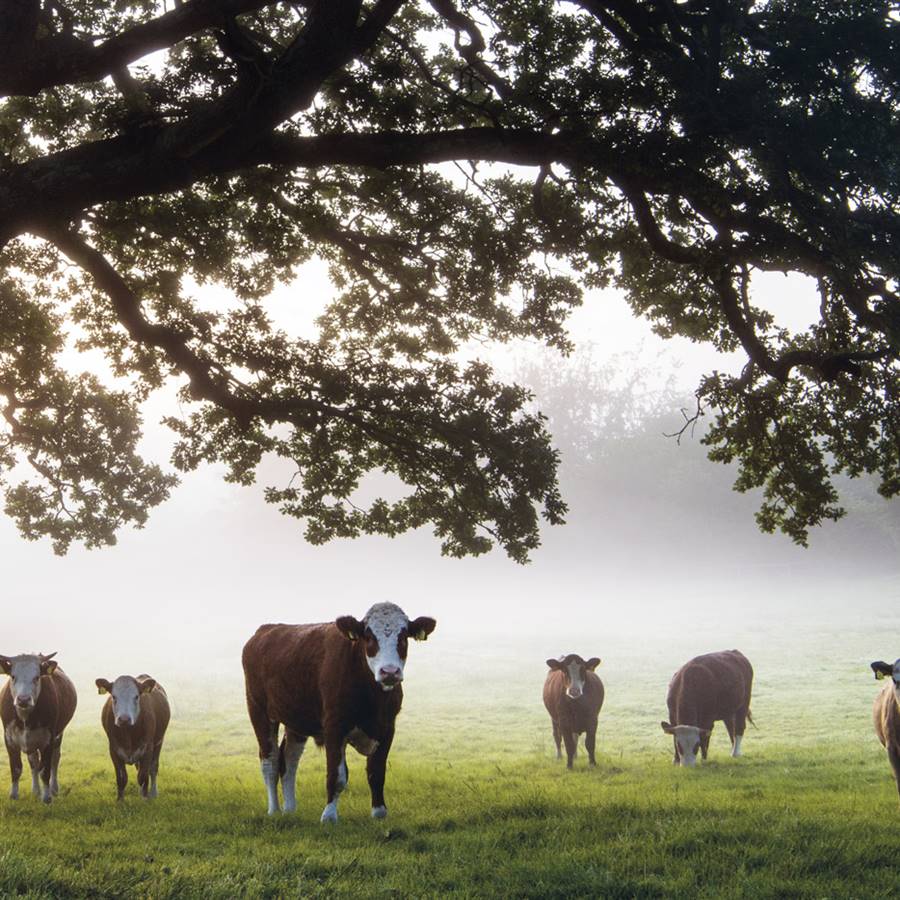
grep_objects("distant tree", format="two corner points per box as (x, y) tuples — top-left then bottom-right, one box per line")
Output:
(0, 1), (897, 558)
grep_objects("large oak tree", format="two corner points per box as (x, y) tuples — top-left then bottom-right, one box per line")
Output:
(0, 0), (897, 559)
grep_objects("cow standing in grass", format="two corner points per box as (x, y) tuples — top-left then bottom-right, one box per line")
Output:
(0, 652), (77, 803)
(661, 649), (754, 767)
(870, 658), (900, 804)
(243, 602), (436, 823)
(543, 654), (604, 769)
(96, 674), (170, 800)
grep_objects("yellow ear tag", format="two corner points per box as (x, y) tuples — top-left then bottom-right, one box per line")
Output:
(876, 671), (885, 680)
(97, 686), (108, 694)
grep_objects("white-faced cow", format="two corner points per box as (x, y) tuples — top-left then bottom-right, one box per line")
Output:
(96, 674), (170, 801)
(871, 658), (900, 804)
(661, 649), (754, 767)
(543, 654), (604, 769)
(0, 652), (77, 803)
(242, 601), (436, 823)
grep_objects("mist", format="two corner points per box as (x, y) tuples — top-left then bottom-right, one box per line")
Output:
(3, 277), (898, 731)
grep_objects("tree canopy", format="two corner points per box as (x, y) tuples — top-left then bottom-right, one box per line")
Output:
(0, 0), (897, 559)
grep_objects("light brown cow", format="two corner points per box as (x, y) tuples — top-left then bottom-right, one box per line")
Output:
(0, 652), (77, 803)
(543, 654), (604, 768)
(661, 649), (754, 766)
(242, 601), (436, 823)
(871, 658), (900, 804)
(96, 674), (170, 801)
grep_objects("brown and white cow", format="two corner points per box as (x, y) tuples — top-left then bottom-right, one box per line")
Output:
(96, 674), (170, 801)
(0, 652), (77, 803)
(242, 601), (436, 823)
(661, 649), (753, 767)
(871, 658), (900, 804)
(543, 654), (604, 768)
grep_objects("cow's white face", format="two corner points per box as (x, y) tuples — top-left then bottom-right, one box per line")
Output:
(335, 602), (436, 692)
(96, 675), (155, 727)
(661, 722), (707, 767)
(0, 653), (57, 720)
(871, 658), (900, 707)
(546, 654), (601, 699)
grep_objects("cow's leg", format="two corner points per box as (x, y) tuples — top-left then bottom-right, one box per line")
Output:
(551, 719), (562, 760)
(700, 723), (713, 760)
(6, 739), (22, 800)
(27, 751), (41, 798)
(320, 734), (346, 824)
(585, 718), (598, 767)
(280, 731), (307, 814)
(148, 741), (162, 798)
(38, 740), (54, 803)
(562, 729), (577, 770)
(672, 737), (680, 766)
(110, 748), (128, 800)
(367, 728), (394, 819)
(247, 696), (280, 814)
(137, 757), (151, 799)
(731, 709), (747, 757)
(49, 734), (62, 795)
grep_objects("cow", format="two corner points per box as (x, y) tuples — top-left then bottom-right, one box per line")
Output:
(242, 601), (436, 824)
(871, 658), (900, 804)
(0, 652), (77, 803)
(543, 654), (604, 769)
(661, 649), (753, 767)
(95, 674), (170, 801)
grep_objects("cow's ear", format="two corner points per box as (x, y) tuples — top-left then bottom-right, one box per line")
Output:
(661, 721), (675, 734)
(140, 679), (157, 694)
(546, 658), (563, 670)
(586, 657), (601, 671)
(335, 615), (365, 641)
(408, 617), (436, 641)
(40, 659), (58, 676)
(96, 678), (112, 695)
(0, 656), (10, 675)
(871, 661), (893, 680)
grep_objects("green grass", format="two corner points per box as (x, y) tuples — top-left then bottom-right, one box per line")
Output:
(1, 621), (898, 898)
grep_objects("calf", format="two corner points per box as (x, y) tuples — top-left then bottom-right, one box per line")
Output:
(96, 674), (170, 800)
(871, 658), (900, 804)
(242, 601), (436, 823)
(543, 654), (604, 768)
(0, 652), (77, 803)
(661, 649), (753, 766)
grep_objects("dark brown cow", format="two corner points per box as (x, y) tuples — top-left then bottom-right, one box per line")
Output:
(871, 658), (900, 804)
(0, 652), (77, 803)
(242, 601), (436, 823)
(96, 674), (170, 800)
(661, 649), (753, 766)
(543, 654), (604, 768)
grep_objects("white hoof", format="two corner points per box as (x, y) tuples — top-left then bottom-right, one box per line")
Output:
(371, 805), (387, 819)
(320, 802), (339, 824)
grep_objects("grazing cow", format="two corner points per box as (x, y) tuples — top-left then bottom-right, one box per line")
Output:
(242, 601), (436, 823)
(871, 658), (900, 804)
(543, 654), (604, 769)
(0, 652), (77, 803)
(661, 649), (753, 767)
(96, 674), (170, 800)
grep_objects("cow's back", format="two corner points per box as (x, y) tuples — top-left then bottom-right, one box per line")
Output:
(140, 677), (170, 743)
(243, 622), (341, 736)
(669, 651), (752, 724)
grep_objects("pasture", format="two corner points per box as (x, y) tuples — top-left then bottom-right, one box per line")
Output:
(1, 587), (899, 899)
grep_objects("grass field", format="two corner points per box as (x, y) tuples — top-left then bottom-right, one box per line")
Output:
(1, 594), (899, 898)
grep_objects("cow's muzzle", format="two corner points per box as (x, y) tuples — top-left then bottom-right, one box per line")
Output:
(115, 716), (134, 728)
(378, 665), (402, 686)
(15, 697), (34, 710)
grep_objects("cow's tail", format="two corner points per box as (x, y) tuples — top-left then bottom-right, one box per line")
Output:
(747, 708), (757, 729)
(278, 736), (287, 777)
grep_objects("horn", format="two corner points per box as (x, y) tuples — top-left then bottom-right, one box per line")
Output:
(41, 652), (58, 661)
